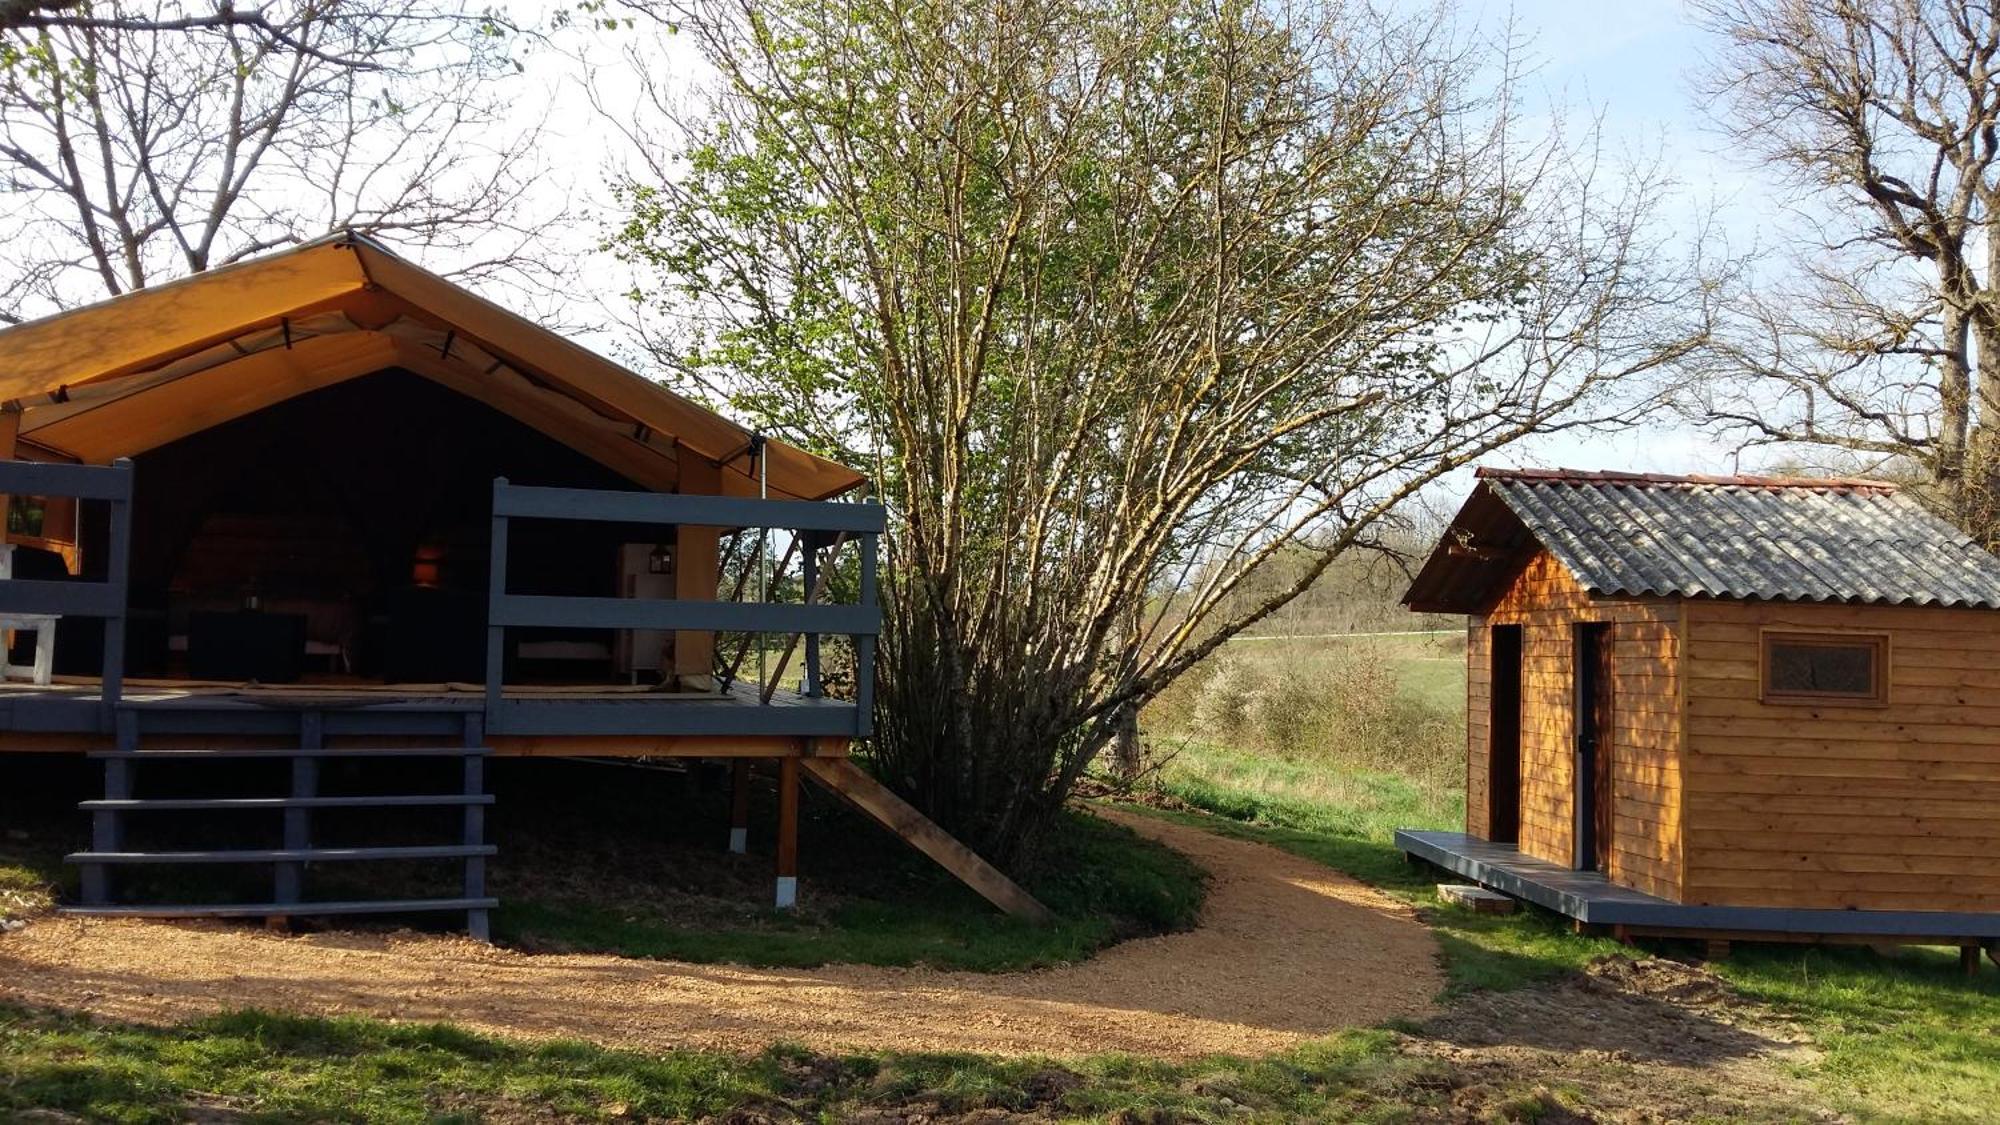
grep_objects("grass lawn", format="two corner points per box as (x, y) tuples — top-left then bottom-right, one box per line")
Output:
(0, 1003), (1461, 1124)
(1144, 738), (2000, 1121)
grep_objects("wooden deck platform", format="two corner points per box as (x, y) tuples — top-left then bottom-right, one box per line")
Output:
(0, 677), (858, 749)
(1396, 829), (2000, 940)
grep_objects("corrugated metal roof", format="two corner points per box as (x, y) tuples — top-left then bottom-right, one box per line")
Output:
(1404, 468), (2000, 612)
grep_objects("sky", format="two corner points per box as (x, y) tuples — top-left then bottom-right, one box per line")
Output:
(504, 0), (1766, 484)
(1445, 0), (1757, 476)
(0, 0), (1772, 484)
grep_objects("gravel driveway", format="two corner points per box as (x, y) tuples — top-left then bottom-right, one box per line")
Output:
(0, 810), (1440, 1059)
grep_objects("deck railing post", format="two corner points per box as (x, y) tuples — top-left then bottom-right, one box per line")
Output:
(802, 536), (821, 698)
(485, 479), (511, 723)
(101, 458), (134, 715)
(855, 526), (878, 738)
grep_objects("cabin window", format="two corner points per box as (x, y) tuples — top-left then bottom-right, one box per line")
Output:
(1761, 632), (1887, 705)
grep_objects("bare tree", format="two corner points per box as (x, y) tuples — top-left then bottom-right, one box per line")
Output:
(609, 0), (1715, 866)
(1691, 0), (2000, 537)
(0, 0), (423, 65)
(0, 0), (551, 321)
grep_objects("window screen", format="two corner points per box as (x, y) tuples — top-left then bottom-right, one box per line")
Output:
(1762, 633), (1885, 703)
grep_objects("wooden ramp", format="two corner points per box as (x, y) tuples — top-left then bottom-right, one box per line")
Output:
(801, 757), (1053, 924)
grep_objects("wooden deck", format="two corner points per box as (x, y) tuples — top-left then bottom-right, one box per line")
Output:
(1397, 829), (2000, 940)
(0, 677), (858, 749)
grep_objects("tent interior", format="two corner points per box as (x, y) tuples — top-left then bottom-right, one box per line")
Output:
(13, 370), (681, 688)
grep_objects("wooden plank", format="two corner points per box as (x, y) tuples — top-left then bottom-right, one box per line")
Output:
(68, 845), (497, 864)
(801, 757), (1054, 923)
(491, 594), (880, 636)
(0, 458), (134, 501)
(79, 795), (495, 810)
(89, 746), (491, 759)
(62, 897), (499, 919)
(494, 482), (886, 534)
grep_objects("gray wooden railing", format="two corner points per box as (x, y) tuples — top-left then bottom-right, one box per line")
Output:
(485, 480), (883, 738)
(0, 458), (134, 712)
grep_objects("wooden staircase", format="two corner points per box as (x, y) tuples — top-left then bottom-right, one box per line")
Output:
(63, 718), (496, 939)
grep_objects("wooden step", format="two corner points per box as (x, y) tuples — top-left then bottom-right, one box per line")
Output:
(60, 897), (499, 919)
(1438, 883), (1519, 914)
(79, 795), (495, 811)
(88, 746), (490, 760)
(67, 844), (497, 864)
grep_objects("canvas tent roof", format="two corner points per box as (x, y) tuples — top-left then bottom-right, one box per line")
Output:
(0, 232), (865, 502)
(1404, 467), (2000, 613)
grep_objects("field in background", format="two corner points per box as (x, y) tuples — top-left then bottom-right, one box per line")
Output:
(1142, 629), (1468, 827)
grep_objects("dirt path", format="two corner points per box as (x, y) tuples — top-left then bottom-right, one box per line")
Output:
(0, 811), (1440, 1059)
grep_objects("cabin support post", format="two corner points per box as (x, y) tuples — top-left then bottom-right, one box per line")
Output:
(729, 759), (750, 854)
(674, 454), (722, 692)
(81, 711), (137, 906)
(1962, 944), (1982, 977)
(272, 711), (323, 930)
(463, 713), (490, 942)
(774, 755), (798, 908)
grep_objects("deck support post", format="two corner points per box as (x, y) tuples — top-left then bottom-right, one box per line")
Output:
(774, 756), (798, 909)
(1704, 939), (1732, 961)
(82, 711), (139, 905)
(463, 713), (490, 942)
(729, 759), (750, 854)
(272, 712), (323, 929)
(1962, 944), (1982, 977)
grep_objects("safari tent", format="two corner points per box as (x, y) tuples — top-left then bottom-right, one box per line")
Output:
(0, 231), (1046, 934)
(1399, 468), (2000, 958)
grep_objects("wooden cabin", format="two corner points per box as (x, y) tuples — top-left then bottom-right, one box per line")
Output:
(0, 232), (1046, 934)
(1398, 467), (2000, 956)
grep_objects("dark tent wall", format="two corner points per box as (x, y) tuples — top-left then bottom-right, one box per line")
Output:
(67, 369), (664, 682)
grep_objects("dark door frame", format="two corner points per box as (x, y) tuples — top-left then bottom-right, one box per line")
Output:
(1573, 622), (1613, 872)
(1487, 624), (1523, 845)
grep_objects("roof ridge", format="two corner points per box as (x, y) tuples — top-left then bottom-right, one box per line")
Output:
(1476, 466), (1899, 492)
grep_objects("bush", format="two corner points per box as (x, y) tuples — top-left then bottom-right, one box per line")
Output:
(1149, 639), (1463, 792)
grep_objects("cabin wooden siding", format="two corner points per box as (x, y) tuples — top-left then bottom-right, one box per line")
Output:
(1681, 599), (2000, 912)
(1470, 551), (1684, 900)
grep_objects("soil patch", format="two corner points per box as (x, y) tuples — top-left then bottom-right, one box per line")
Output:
(0, 809), (1440, 1059)
(1401, 955), (1842, 1123)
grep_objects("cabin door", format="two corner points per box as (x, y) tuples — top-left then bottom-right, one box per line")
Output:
(1488, 625), (1523, 844)
(1573, 623), (1614, 871)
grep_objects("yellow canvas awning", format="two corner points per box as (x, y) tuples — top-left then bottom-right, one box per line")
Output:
(0, 233), (866, 502)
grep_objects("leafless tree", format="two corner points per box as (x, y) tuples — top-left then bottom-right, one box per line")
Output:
(1, 0), (418, 65)
(610, 0), (1717, 865)
(1691, 0), (2000, 537)
(0, 0), (553, 321)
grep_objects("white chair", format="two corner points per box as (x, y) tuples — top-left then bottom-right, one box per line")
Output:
(0, 543), (58, 686)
